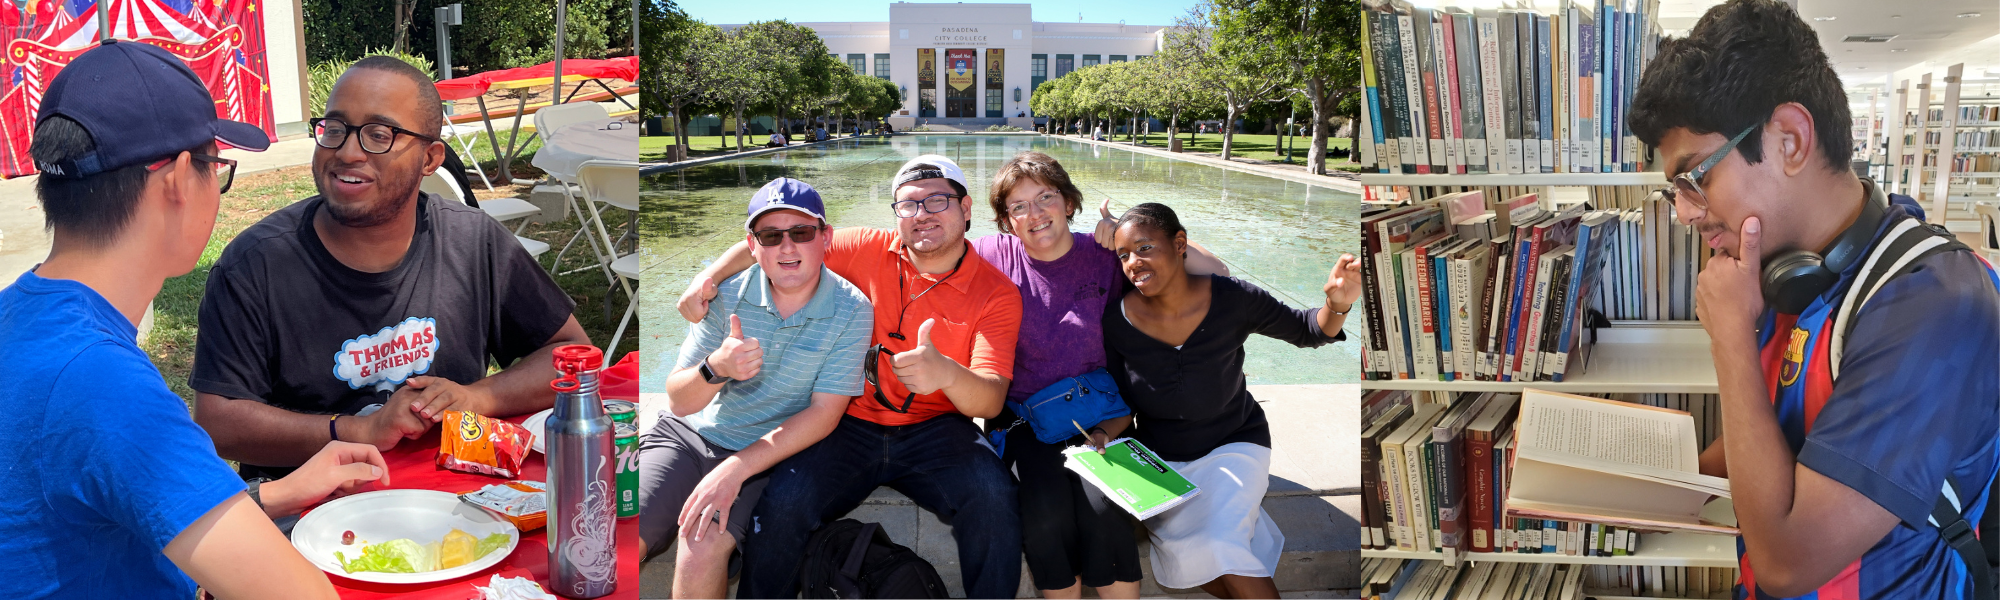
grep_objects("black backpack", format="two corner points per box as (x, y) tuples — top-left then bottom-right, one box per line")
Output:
(799, 519), (948, 599)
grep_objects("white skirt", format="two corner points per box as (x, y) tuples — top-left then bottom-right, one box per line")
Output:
(1144, 442), (1283, 589)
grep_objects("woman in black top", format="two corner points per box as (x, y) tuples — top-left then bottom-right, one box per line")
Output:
(1098, 203), (1363, 599)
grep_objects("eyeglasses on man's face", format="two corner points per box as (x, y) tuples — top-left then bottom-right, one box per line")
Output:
(310, 117), (438, 155)
(147, 153), (238, 194)
(892, 193), (959, 219)
(1657, 124), (1757, 213)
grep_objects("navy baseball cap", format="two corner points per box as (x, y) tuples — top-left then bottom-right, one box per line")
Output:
(34, 39), (268, 178)
(745, 178), (827, 230)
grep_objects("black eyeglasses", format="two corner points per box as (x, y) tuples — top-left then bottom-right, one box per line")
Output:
(891, 193), (959, 219)
(1656, 124), (1757, 212)
(863, 345), (917, 413)
(310, 117), (439, 154)
(751, 224), (823, 246)
(147, 153), (238, 194)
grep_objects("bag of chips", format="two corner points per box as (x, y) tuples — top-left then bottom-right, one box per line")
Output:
(438, 410), (533, 478)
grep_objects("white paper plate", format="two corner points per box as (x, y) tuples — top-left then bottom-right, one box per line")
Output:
(292, 489), (521, 584)
(523, 408), (554, 454)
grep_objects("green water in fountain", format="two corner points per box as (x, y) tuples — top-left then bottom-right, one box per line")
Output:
(641, 135), (1360, 392)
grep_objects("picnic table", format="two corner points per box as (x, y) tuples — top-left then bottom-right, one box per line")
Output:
(325, 354), (644, 599)
(436, 57), (640, 182)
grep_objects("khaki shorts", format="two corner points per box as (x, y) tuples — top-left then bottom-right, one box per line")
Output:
(637, 415), (771, 558)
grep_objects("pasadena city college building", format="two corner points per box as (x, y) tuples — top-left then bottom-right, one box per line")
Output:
(742, 2), (1165, 129)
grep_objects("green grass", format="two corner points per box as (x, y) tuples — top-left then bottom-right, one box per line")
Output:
(447, 127), (547, 182)
(640, 134), (778, 161)
(145, 166), (639, 404)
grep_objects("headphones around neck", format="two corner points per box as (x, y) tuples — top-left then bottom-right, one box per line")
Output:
(1759, 178), (1888, 314)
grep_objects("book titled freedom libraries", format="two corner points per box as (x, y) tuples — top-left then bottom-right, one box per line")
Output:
(1064, 438), (1201, 520)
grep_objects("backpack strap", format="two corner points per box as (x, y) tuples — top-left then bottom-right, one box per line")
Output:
(1930, 476), (1996, 600)
(1825, 216), (1990, 599)
(841, 522), (881, 583)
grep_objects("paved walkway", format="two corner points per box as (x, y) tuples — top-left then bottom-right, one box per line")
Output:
(0, 137), (318, 286)
(1052, 134), (1366, 194)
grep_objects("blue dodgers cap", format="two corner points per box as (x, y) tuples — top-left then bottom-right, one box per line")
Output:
(34, 39), (269, 178)
(745, 178), (828, 230)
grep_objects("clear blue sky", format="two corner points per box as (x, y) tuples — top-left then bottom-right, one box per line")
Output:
(675, 0), (1202, 28)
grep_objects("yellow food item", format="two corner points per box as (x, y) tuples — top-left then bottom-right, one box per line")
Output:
(439, 529), (478, 569)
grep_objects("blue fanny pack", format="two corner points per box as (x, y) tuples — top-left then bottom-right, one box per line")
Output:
(986, 368), (1130, 457)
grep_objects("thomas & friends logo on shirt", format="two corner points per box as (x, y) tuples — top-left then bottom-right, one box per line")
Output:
(334, 317), (440, 389)
(1780, 326), (1809, 386)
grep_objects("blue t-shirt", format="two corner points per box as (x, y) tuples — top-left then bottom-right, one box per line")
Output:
(1737, 200), (2000, 599)
(0, 271), (247, 598)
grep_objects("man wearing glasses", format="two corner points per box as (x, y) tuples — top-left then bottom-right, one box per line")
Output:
(0, 40), (397, 598)
(1630, 1), (1999, 598)
(645, 178), (872, 598)
(677, 155), (1025, 598)
(188, 57), (591, 482)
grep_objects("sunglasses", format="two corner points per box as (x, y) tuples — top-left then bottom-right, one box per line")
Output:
(752, 224), (823, 246)
(147, 153), (238, 194)
(863, 345), (917, 413)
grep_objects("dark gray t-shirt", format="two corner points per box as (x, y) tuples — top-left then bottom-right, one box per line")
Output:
(190, 192), (573, 476)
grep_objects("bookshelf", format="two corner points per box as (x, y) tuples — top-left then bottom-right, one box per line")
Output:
(1359, 173), (1667, 187)
(1362, 489), (1741, 569)
(1362, 322), (1715, 394)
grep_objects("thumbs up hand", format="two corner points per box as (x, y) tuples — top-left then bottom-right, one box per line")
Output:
(706, 314), (763, 381)
(1094, 196), (1120, 252)
(890, 319), (957, 395)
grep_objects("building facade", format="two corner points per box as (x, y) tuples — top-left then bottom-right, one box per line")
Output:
(757, 3), (1163, 128)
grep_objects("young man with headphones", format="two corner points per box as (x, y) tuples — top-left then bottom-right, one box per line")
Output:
(1631, 1), (2000, 599)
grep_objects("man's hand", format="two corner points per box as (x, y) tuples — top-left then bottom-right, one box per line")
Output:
(677, 462), (746, 543)
(258, 441), (390, 518)
(405, 376), (492, 422)
(890, 319), (959, 395)
(1094, 197), (1118, 251)
(708, 314), (763, 381)
(351, 388), (434, 452)
(1325, 253), (1363, 311)
(1696, 216), (1766, 348)
(679, 276), (719, 323)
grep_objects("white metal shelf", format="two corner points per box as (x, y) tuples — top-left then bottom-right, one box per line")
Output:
(1363, 324), (1717, 394)
(1358, 172), (1668, 187)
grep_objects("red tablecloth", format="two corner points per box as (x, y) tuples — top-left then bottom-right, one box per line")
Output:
(327, 364), (642, 599)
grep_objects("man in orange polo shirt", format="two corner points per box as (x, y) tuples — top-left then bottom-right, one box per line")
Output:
(676, 156), (1025, 598)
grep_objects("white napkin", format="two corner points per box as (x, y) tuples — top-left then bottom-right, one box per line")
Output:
(474, 575), (557, 600)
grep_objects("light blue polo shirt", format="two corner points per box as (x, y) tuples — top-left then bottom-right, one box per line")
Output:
(673, 264), (873, 450)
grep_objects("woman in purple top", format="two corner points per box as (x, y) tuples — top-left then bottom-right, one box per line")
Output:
(970, 151), (1227, 599)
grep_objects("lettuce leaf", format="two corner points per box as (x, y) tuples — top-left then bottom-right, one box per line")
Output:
(475, 532), (513, 560)
(336, 538), (427, 574)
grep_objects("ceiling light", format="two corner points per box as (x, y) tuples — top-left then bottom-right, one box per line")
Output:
(1813, 16), (1836, 21)
(1957, 13), (1981, 18)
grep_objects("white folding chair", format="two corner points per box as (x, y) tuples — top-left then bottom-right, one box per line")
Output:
(575, 159), (642, 355)
(425, 170), (549, 258)
(441, 110), (496, 192)
(537, 103), (616, 277)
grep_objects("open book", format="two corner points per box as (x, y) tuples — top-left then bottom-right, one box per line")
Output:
(1504, 389), (1736, 536)
(1063, 438), (1200, 520)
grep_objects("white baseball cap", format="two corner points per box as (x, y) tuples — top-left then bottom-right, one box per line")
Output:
(891, 154), (969, 197)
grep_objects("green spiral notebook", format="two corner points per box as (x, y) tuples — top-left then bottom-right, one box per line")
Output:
(1063, 438), (1202, 520)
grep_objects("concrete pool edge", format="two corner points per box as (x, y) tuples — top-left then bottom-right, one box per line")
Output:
(1047, 134), (1366, 194)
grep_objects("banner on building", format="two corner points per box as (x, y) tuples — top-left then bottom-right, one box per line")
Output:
(985, 48), (1002, 88)
(917, 48), (935, 88)
(945, 48), (973, 91)
(0, 0), (275, 178)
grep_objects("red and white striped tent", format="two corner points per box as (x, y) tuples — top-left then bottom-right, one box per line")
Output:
(0, 0), (273, 177)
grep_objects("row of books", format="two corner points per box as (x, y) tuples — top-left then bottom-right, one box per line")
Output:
(1356, 0), (1662, 175)
(1909, 105), (2000, 125)
(1359, 189), (1699, 381)
(1361, 558), (1736, 599)
(1906, 130), (2000, 149)
(1900, 153), (2000, 173)
(1362, 390), (1730, 560)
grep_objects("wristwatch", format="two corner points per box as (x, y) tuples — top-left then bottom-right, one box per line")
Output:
(245, 477), (272, 511)
(699, 357), (730, 384)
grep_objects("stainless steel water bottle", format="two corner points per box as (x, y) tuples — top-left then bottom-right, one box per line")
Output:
(546, 345), (617, 598)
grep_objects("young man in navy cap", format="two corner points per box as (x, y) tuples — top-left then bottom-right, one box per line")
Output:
(0, 39), (390, 598)
(187, 57), (592, 481)
(643, 177), (873, 598)
(678, 155), (1026, 598)
(1631, 1), (1999, 597)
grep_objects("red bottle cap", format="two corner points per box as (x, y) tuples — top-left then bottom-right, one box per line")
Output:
(548, 345), (603, 392)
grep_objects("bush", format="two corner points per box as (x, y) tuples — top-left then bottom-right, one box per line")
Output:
(984, 125), (1024, 132)
(909, 125), (931, 132)
(309, 49), (437, 119)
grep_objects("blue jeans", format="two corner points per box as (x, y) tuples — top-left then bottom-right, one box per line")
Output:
(739, 414), (1022, 598)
